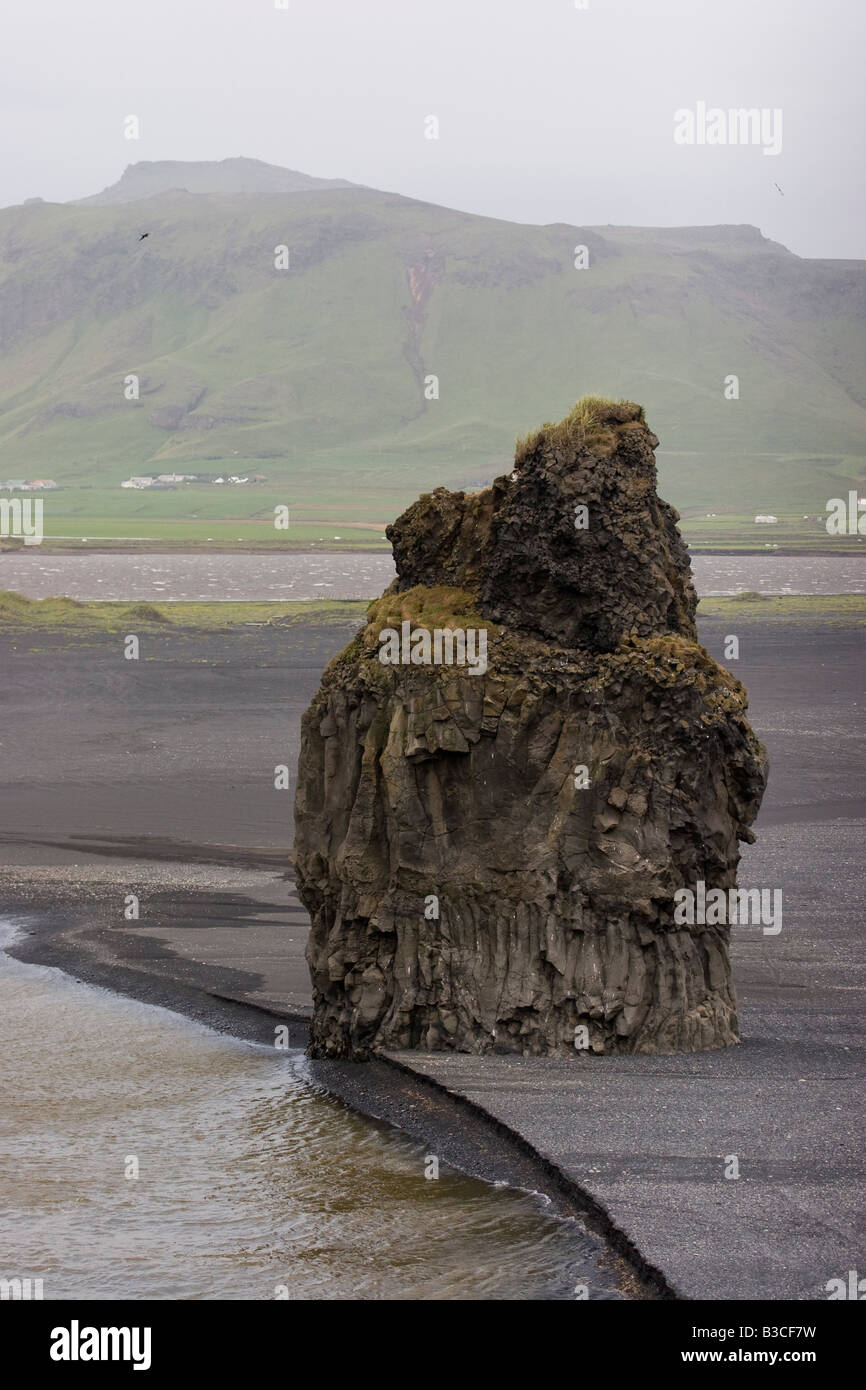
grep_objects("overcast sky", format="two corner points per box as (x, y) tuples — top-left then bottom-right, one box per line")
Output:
(1, 0), (863, 258)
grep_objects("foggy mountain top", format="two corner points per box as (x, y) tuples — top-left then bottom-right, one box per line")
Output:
(73, 158), (360, 206)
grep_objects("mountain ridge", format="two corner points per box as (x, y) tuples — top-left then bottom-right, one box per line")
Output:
(73, 156), (359, 206)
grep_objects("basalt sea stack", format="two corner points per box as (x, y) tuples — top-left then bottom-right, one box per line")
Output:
(295, 398), (768, 1058)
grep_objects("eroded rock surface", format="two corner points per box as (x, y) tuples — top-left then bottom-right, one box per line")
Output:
(295, 400), (767, 1058)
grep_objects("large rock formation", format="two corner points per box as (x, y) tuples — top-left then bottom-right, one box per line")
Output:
(295, 399), (768, 1058)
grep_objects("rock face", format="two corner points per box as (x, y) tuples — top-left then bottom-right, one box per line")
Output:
(295, 399), (768, 1058)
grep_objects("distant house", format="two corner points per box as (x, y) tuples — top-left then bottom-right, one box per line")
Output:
(754, 515), (779, 524)
(250, 473), (267, 483)
(212, 477), (226, 485)
(228, 475), (249, 484)
(30, 479), (58, 490)
(4, 479), (26, 491)
(121, 476), (156, 489)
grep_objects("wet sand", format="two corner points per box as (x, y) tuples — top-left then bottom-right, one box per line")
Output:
(2, 611), (862, 856)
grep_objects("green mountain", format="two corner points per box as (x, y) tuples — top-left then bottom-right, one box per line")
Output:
(1, 160), (864, 545)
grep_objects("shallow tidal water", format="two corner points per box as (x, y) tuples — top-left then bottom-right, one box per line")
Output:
(0, 922), (619, 1301)
(1, 550), (863, 601)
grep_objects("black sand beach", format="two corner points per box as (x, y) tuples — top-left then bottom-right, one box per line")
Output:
(1, 606), (864, 1299)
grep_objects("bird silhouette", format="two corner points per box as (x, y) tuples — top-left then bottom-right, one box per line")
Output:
(137, 232), (149, 241)
(773, 183), (784, 196)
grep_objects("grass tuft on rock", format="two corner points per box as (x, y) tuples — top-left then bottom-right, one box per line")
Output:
(514, 396), (646, 468)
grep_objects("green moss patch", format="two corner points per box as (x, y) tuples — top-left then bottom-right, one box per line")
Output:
(0, 591), (369, 632)
(363, 585), (499, 640)
(698, 593), (866, 624)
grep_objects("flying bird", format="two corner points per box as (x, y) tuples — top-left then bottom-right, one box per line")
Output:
(137, 232), (149, 241)
(773, 183), (784, 196)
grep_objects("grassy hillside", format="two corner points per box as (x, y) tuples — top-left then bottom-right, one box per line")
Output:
(1, 163), (864, 546)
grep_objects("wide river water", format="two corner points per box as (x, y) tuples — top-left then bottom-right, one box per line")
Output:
(0, 922), (618, 1300)
(1, 550), (863, 601)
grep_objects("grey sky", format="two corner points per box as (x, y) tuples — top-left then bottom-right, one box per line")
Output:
(2, 0), (863, 258)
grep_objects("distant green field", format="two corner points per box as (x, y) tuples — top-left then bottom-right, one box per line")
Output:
(36, 513), (389, 548)
(678, 511), (864, 553)
(11, 489), (862, 552)
(17, 481), (392, 546)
